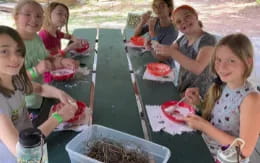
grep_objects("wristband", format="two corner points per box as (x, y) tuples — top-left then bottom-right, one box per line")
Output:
(28, 67), (38, 79)
(52, 112), (63, 124)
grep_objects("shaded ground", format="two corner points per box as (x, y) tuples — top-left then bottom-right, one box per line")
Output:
(1, 0), (259, 37)
(0, 0), (259, 55)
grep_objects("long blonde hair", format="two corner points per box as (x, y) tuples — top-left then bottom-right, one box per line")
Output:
(42, 2), (69, 33)
(203, 33), (254, 120)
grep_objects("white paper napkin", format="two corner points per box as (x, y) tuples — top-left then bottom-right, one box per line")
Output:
(143, 68), (174, 82)
(145, 105), (194, 135)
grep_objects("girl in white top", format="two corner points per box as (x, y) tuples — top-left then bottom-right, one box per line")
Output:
(0, 25), (77, 163)
(184, 33), (260, 162)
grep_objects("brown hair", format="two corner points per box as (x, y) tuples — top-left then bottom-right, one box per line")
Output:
(203, 33), (254, 120)
(172, 5), (203, 28)
(0, 26), (33, 97)
(42, 2), (70, 33)
(152, 0), (174, 16)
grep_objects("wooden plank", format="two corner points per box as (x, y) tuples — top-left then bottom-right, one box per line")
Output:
(94, 28), (144, 138)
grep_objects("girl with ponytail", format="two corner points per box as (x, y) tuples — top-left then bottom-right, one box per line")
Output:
(183, 33), (260, 162)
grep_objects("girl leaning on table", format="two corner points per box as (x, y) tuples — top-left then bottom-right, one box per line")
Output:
(0, 25), (77, 163)
(13, 0), (79, 109)
(39, 2), (87, 56)
(154, 5), (216, 97)
(134, 0), (178, 65)
(183, 33), (260, 163)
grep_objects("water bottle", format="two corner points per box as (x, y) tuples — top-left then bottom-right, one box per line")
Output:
(216, 138), (247, 163)
(16, 128), (48, 163)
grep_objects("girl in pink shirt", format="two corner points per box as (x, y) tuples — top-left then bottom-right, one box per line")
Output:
(39, 2), (87, 56)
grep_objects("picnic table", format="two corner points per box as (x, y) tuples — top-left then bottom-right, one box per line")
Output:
(40, 28), (214, 163)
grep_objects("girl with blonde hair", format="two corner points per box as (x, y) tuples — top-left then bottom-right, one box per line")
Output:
(39, 2), (87, 56)
(13, 0), (78, 109)
(184, 33), (260, 162)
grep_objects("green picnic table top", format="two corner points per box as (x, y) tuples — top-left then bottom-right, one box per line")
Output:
(93, 28), (144, 137)
(124, 27), (215, 163)
(44, 28), (97, 163)
(43, 28), (214, 163)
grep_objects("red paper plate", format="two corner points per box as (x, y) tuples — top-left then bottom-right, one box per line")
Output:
(130, 36), (145, 46)
(51, 101), (87, 123)
(75, 41), (90, 53)
(147, 63), (171, 76)
(161, 101), (195, 123)
(50, 68), (75, 81)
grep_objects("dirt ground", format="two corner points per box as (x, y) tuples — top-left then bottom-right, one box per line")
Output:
(175, 0), (260, 37)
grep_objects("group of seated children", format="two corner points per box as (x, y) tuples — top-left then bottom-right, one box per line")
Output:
(135, 0), (260, 162)
(0, 0), (259, 163)
(0, 0), (86, 162)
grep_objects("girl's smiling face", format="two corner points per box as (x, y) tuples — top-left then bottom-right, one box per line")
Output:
(215, 45), (248, 87)
(51, 5), (68, 28)
(15, 3), (44, 34)
(172, 9), (199, 34)
(0, 34), (24, 76)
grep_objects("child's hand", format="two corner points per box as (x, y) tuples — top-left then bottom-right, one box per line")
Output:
(61, 58), (79, 69)
(184, 88), (201, 105)
(148, 17), (157, 37)
(141, 11), (151, 24)
(57, 103), (78, 122)
(56, 90), (76, 105)
(67, 40), (82, 51)
(154, 44), (173, 56)
(35, 59), (53, 74)
(183, 114), (209, 131)
(144, 38), (152, 50)
(79, 39), (88, 46)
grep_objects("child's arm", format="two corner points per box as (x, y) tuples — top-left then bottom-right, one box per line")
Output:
(185, 92), (260, 157)
(26, 59), (53, 80)
(134, 12), (151, 36)
(185, 114), (236, 145)
(155, 44), (214, 75)
(148, 17), (157, 38)
(0, 103), (77, 156)
(152, 42), (179, 61)
(63, 33), (77, 42)
(46, 56), (79, 70)
(239, 92), (260, 157)
(38, 102), (77, 136)
(32, 82), (75, 104)
(0, 115), (19, 156)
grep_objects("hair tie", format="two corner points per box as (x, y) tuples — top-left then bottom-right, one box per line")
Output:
(214, 76), (223, 85)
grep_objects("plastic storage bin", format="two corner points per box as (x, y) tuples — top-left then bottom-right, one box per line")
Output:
(66, 124), (171, 163)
